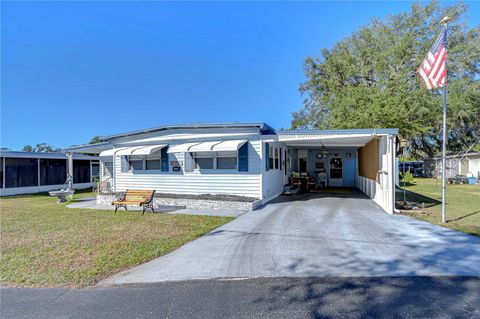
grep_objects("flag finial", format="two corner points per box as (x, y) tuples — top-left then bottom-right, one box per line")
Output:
(440, 16), (452, 24)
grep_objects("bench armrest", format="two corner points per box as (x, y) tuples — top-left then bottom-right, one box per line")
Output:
(116, 193), (126, 202)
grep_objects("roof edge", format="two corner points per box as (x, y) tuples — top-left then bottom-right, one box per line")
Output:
(0, 150), (98, 159)
(278, 128), (399, 135)
(99, 122), (275, 140)
(66, 141), (111, 151)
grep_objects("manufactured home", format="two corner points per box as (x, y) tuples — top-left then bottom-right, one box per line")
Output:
(423, 152), (480, 179)
(68, 123), (398, 213)
(0, 151), (99, 196)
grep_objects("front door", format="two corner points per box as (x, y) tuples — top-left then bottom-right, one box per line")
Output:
(329, 157), (343, 187)
(299, 158), (307, 175)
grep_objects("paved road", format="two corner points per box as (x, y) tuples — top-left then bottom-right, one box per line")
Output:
(103, 191), (480, 284)
(2, 277), (479, 319)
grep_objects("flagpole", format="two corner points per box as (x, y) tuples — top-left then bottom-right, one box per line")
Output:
(440, 16), (451, 224)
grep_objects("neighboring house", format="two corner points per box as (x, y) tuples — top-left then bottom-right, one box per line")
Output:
(0, 151), (99, 196)
(68, 123), (398, 213)
(423, 152), (480, 179)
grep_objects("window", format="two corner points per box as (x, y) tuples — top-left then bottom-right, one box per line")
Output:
(103, 161), (113, 177)
(145, 151), (160, 170)
(146, 159), (160, 170)
(265, 143), (270, 171)
(274, 148), (279, 169)
(269, 146), (274, 170)
(194, 152), (214, 169)
(216, 151), (237, 170)
(129, 156), (144, 171)
(238, 143), (248, 172)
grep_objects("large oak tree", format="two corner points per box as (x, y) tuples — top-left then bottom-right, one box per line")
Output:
(292, 1), (479, 158)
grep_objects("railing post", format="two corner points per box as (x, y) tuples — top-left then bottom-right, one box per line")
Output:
(67, 152), (73, 190)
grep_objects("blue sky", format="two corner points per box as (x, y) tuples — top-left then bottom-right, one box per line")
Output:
(2, 1), (479, 150)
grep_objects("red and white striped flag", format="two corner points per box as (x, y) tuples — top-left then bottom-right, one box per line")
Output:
(418, 29), (447, 89)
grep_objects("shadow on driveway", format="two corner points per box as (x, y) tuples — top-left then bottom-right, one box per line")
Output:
(2, 277), (479, 319)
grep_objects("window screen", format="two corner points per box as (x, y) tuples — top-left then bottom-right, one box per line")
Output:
(0, 157), (3, 188)
(5, 157), (38, 188)
(40, 158), (67, 185)
(216, 151), (237, 170)
(73, 160), (91, 183)
(145, 151), (161, 170)
(146, 159), (160, 170)
(194, 152), (214, 170)
(129, 160), (144, 170)
(195, 157), (213, 169)
(128, 155), (144, 171)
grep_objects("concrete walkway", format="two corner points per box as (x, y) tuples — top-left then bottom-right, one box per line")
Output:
(101, 191), (480, 285)
(66, 197), (244, 217)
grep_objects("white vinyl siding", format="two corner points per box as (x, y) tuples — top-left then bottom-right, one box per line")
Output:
(113, 137), (263, 198)
(261, 142), (286, 202)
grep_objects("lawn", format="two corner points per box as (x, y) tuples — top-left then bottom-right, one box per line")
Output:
(0, 191), (233, 288)
(397, 178), (480, 236)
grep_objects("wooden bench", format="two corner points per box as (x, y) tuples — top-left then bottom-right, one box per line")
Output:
(112, 189), (156, 214)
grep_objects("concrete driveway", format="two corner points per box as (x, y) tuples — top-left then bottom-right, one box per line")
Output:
(101, 190), (480, 285)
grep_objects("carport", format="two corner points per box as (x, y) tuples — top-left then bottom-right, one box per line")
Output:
(278, 129), (398, 213)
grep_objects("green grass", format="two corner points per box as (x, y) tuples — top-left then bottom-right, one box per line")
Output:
(0, 191), (233, 287)
(397, 178), (480, 236)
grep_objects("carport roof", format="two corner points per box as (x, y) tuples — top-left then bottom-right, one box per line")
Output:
(278, 128), (398, 136)
(278, 128), (398, 148)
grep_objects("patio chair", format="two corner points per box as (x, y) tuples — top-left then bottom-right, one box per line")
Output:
(317, 172), (327, 188)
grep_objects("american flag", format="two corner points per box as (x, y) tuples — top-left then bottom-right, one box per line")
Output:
(418, 29), (447, 90)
